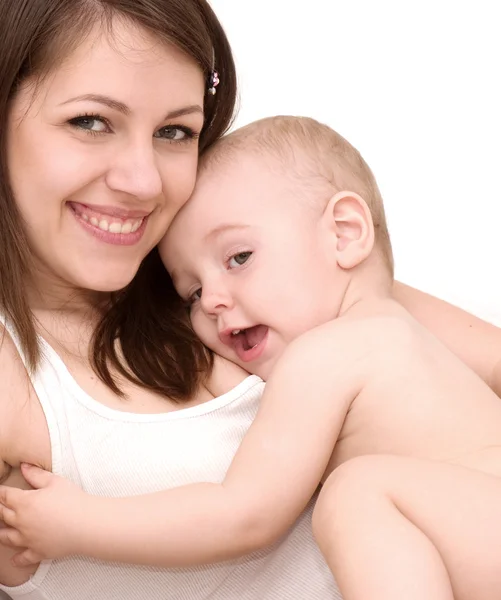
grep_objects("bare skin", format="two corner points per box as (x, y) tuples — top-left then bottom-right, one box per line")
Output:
(2, 139), (501, 600)
(3, 294), (501, 600)
(1, 289), (500, 589)
(0, 305), (249, 587)
(0, 14), (211, 587)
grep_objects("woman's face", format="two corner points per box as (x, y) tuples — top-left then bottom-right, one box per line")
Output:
(7, 20), (205, 298)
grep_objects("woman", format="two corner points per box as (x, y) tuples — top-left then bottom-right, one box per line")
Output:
(0, 1), (500, 599)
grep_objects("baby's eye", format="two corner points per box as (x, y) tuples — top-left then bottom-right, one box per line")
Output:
(189, 288), (202, 304)
(228, 252), (252, 269)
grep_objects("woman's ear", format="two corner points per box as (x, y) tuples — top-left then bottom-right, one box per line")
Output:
(322, 191), (375, 269)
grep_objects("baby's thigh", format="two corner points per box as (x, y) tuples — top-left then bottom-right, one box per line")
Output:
(313, 454), (501, 600)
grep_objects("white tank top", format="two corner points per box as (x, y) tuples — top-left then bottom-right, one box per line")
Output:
(0, 318), (339, 600)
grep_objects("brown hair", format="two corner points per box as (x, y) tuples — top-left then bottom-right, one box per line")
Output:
(203, 116), (393, 275)
(0, 0), (237, 400)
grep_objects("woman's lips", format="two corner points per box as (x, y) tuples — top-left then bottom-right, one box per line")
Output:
(69, 202), (149, 246)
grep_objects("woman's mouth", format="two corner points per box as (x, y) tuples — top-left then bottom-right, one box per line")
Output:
(68, 202), (150, 246)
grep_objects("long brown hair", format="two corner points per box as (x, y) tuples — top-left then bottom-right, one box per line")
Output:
(0, 0), (237, 400)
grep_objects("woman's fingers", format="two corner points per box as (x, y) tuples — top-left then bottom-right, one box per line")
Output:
(0, 503), (17, 527)
(12, 548), (43, 567)
(0, 526), (24, 549)
(0, 484), (17, 507)
(20, 464), (54, 490)
(0, 485), (22, 528)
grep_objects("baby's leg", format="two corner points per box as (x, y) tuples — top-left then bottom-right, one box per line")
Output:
(312, 455), (501, 600)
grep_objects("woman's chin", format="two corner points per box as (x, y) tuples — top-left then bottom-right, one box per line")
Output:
(66, 262), (143, 295)
(81, 273), (138, 293)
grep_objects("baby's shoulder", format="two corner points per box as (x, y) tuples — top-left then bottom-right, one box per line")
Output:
(281, 315), (420, 386)
(307, 313), (420, 357)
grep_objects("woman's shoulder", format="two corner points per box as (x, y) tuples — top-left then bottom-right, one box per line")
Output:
(205, 355), (257, 399)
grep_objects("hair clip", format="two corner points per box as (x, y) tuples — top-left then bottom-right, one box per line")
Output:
(208, 71), (220, 95)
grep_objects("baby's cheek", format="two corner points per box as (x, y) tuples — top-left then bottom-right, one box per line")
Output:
(191, 313), (218, 351)
(198, 331), (235, 365)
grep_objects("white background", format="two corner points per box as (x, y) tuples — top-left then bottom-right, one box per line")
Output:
(210, 0), (501, 325)
(0, 8), (497, 599)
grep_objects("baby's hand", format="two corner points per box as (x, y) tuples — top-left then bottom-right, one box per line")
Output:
(0, 464), (90, 567)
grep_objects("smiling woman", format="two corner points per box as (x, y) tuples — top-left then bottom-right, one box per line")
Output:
(8, 21), (204, 293)
(3, 2), (501, 600)
(0, 2), (314, 600)
(0, 0), (236, 396)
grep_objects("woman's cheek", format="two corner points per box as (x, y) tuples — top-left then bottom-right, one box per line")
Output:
(161, 150), (199, 215)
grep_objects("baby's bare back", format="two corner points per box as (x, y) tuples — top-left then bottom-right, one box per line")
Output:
(327, 303), (501, 477)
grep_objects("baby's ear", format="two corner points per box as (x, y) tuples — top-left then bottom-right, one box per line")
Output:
(322, 191), (375, 269)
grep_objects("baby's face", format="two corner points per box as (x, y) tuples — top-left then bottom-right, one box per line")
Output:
(159, 154), (342, 379)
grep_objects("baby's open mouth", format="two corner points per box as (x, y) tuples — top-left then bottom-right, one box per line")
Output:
(230, 325), (268, 351)
(221, 325), (269, 363)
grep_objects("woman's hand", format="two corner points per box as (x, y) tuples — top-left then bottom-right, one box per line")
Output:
(0, 464), (91, 567)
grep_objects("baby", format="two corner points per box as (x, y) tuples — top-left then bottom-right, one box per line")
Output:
(2, 116), (501, 600)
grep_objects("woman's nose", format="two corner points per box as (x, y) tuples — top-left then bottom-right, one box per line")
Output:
(105, 141), (163, 201)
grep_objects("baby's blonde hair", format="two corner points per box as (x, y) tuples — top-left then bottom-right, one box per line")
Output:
(200, 116), (393, 276)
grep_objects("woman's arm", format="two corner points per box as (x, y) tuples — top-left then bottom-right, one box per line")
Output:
(394, 282), (501, 396)
(0, 329), (40, 584)
(0, 324), (359, 568)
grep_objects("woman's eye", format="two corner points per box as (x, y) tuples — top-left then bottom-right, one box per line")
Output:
(154, 126), (197, 142)
(69, 115), (109, 134)
(228, 252), (252, 268)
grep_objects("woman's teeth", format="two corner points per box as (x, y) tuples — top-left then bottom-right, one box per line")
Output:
(81, 213), (143, 234)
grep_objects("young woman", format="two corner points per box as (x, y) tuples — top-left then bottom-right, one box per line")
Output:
(1, 2), (500, 599)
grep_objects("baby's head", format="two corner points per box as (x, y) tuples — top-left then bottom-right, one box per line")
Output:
(160, 116), (393, 378)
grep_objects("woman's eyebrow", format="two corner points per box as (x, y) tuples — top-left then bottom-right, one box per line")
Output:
(59, 94), (131, 115)
(58, 94), (203, 119)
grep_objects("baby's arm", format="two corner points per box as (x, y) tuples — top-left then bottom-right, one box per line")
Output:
(0, 323), (362, 568)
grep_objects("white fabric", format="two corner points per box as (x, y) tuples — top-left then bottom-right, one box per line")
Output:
(0, 318), (339, 599)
